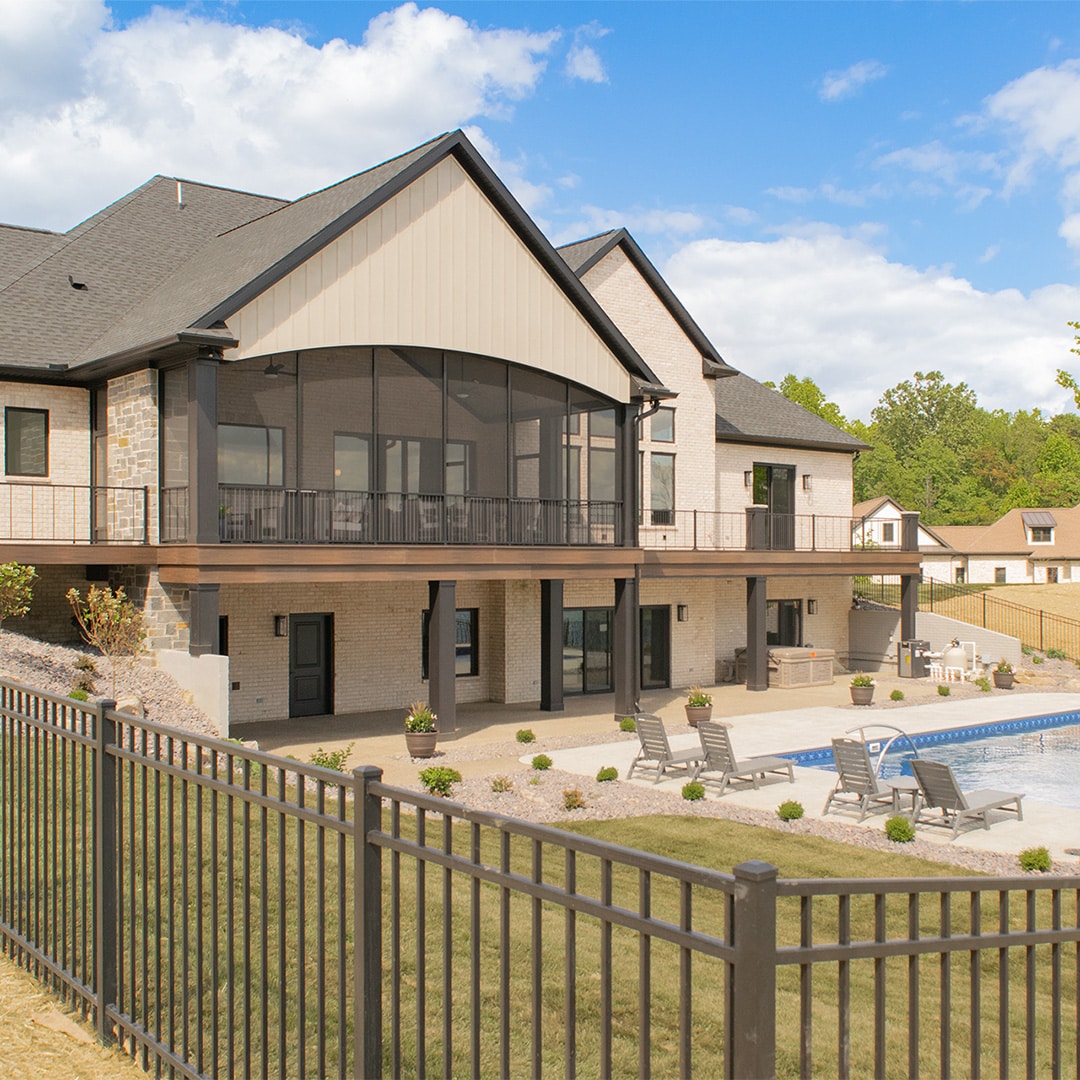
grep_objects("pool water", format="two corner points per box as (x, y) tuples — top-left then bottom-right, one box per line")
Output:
(796, 711), (1080, 810)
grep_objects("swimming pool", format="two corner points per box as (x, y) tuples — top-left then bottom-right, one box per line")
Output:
(791, 710), (1080, 810)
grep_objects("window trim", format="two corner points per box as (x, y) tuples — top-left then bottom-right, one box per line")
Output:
(5, 407), (49, 477)
(218, 422), (285, 487)
(1030, 526), (1054, 544)
(651, 407), (675, 444)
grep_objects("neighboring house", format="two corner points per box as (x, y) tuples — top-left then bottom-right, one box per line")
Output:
(0, 131), (921, 733)
(933, 508), (1080, 585)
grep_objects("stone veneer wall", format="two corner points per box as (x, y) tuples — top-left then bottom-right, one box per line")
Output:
(106, 566), (190, 652)
(107, 370), (159, 543)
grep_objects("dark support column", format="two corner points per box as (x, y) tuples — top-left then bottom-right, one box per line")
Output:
(188, 583), (220, 656)
(188, 348), (220, 544)
(540, 579), (564, 712)
(613, 576), (639, 722)
(428, 580), (457, 733)
(900, 574), (918, 643)
(901, 511), (920, 552)
(745, 576), (768, 692)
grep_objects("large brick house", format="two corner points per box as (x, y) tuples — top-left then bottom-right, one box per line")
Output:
(0, 131), (921, 733)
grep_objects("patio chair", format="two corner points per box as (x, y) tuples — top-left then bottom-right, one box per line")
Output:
(822, 737), (917, 821)
(625, 714), (702, 784)
(910, 759), (1024, 840)
(692, 721), (795, 796)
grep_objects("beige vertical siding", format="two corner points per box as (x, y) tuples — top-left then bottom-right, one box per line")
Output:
(227, 157), (632, 403)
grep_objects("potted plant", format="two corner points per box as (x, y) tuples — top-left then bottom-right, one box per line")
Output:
(684, 685), (713, 726)
(849, 673), (875, 706)
(404, 700), (438, 757)
(993, 658), (1015, 690)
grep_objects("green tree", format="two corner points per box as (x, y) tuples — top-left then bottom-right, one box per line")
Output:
(766, 374), (850, 430)
(1053, 320), (1080, 407)
(66, 585), (146, 698)
(0, 562), (36, 642)
(871, 371), (981, 459)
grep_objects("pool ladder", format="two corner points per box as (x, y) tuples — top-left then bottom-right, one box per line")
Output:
(845, 722), (918, 779)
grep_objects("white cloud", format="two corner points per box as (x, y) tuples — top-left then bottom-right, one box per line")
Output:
(767, 182), (886, 207)
(978, 244), (1000, 264)
(1059, 213), (1080, 252)
(819, 60), (888, 103)
(874, 142), (999, 185)
(564, 21), (609, 84)
(0, 2), (560, 230)
(664, 230), (1080, 422)
(552, 204), (706, 246)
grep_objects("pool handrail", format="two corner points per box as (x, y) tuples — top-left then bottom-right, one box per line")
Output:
(844, 722), (919, 778)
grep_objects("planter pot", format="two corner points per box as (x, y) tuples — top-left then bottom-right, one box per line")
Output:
(684, 704), (713, 727)
(405, 731), (438, 758)
(850, 685), (875, 706)
(993, 671), (1015, 690)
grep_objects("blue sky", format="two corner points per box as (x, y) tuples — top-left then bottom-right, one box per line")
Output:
(3, 1), (1080, 420)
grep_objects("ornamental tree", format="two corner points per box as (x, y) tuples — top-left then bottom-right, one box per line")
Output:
(0, 562), (36, 642)
(66, 585), (146, 698)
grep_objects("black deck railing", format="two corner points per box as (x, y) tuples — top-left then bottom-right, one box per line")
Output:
(2, 679), (1080, 1077)
(0, 482), (148, 543)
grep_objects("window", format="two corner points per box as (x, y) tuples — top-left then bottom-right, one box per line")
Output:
(650, 452), (675, 526)
(218, 424), (283, 486)
(881, 522), (895, 544)
(590, 409), (616, 438)
(651, 408), (675, 443)
(1047, 566), (1059, 584)
(5, 407), (48, 476)
(955, 568), (966, 584)
(1031, 526), (1053, 543)
(995, 567), (1007, 584)
(422, 608), (479, 678)
(334, 434), (370, 491)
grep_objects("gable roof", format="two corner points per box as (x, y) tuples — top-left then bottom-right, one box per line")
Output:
(936, 506), (1080, 559)
(852, 495), (898, 519)
(3, 131), (662, 394)
(559, 228), (737, 379)
(0, 224), (64, 290)
(0, 177), (287, 373)
(713, 374), (870, 453)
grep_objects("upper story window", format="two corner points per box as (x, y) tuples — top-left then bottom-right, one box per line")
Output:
(219, 424), (284, 486)
(1030, 526), (1053, 543)
(5, 407), (48, 477)
(1022, 512), (1056, 545)
(651, 408), (675, 443)
(881, 522), (895, 544)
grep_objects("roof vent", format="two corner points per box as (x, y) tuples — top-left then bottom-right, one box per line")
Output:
(67, 274), (88, 291)
(177, 180), (185, 209)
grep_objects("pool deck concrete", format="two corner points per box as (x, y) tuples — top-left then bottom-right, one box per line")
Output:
(240, 674), (1080, 866)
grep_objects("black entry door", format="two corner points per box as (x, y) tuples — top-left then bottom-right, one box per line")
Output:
(640, 605), (671, 689)
(289, 613), (333, 717)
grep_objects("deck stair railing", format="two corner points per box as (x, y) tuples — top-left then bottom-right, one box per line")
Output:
(3, 678), (1080, 1078)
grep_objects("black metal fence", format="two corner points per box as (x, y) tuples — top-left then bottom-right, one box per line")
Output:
(854, 576), (1080, 661)
(3, 679), (1080, 1077)
(0, 482), (149, 543)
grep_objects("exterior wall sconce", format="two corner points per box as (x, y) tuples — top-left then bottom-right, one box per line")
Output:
(802, 474), (812, 491)
(807, 600), (817, 614)
(677, 604), (689, 622)
(744, 470), (753, 487)
(274, 615), (289, 637)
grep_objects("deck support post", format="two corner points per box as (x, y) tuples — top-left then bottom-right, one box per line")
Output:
(746, 576), (768, 692)
(540, 579), (564, 712)
(428, 580), (457, 733)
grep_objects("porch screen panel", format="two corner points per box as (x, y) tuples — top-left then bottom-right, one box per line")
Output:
(446, 353), (507, 498)
(217, 355), (298, 487)
(570, 389), (619, 506)
(375, 347), (443, 493)
(161, 368), (188, 486)
(511, 368), (567, 500)
(301, 347), (373, 492)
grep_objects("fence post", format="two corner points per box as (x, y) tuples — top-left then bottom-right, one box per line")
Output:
(353, 765), (384, 1079)
(730, 860), (778, 1080)
(93, 700), (118, 1045)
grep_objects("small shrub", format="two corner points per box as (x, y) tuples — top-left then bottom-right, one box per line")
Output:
(419, 765), (462, 797)
(777, 800), (804, 822)
(596, 765), (619, 783)
(937, 684), (950, 696)
(310, 742), (354, 771)
(491, 775), (514, 793)
(515, 728), (536, 743)
(74, 654), (98, 692)
(682, 781), (706, 801)
(1047, 647), (1067, 660)
(1022, 645), (1033, 656)
(1032, 655), (1044, 664)
(619, 716), (637, 733)
(995, 658), (1013, 673)
(0, 562), (37, 641)
(528, 775), (541, 786)
(68, 688), (89, 702)
(975, 676), (991, 692)
(885, 815), (915, 843)
(686, 684), (712, 707)
(531, 754), (553, 771)
(563, 789), (586, 810)
(889, 689), (904, 702)
(850, 672), (875, 688)
(1019, 846), (1052, 873)
(404, 701), (437, 733)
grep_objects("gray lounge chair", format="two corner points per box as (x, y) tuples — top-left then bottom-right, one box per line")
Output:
(822, 737), (917, 821)
(910, 758), (1024, 840)
(626, 714), (702, 784)
(692, 721), (795, 796)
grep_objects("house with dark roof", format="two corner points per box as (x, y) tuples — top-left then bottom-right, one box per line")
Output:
(0, 131), (921, 732)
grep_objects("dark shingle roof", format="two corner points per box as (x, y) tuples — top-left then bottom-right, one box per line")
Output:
(0, 178), (287, 369)
(0, 224), (64, 289)
(715, 374), (869, 452)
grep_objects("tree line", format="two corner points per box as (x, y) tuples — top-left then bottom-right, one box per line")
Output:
(767, 324), (1080, 525)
